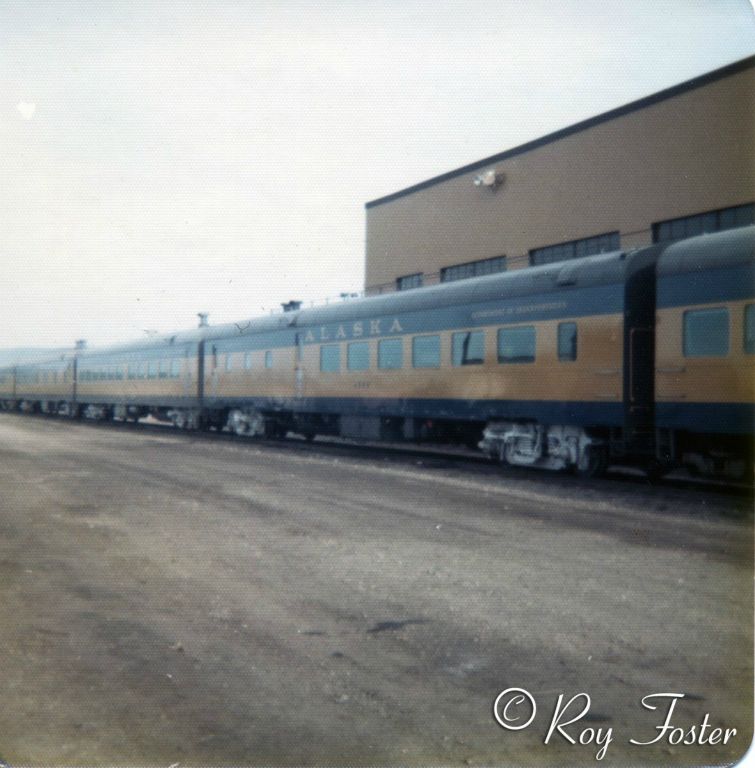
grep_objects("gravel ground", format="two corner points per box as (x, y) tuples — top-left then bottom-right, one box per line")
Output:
(0, 413), (751, 766)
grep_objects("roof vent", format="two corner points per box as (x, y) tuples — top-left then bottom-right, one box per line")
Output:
(197, 312), (209, 328)
(556, 265), (578, 286)
(281, 300), (302, 313)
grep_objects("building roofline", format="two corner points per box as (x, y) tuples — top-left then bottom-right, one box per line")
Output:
(365, 54), (755, 210)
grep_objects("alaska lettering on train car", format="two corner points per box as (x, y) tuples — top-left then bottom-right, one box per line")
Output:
(303, 318), (404, 343)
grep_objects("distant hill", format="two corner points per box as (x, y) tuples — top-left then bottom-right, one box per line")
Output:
(0, 348), (68, 367)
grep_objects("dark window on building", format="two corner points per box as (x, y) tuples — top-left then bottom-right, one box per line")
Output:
(530, 232), (620, 266)
(452, 331), (485, 366)
(683, 308), (729, 357)
(397, 273), (423, 291)
(378, 338), (403, 369)
(412, 335), (441, 368)
(320, 344), (340, 372)
(653, 203), (754, 243)
(558, 322), (577, 361)
(498, 326), (536, 363)
(441, 256), (506, 283)
(347, 341), (370, 371)
(265, 351), (273, 369)
(744, 304), (755, 354)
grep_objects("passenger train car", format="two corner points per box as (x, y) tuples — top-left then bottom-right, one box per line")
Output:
(1, 226), (753, 479)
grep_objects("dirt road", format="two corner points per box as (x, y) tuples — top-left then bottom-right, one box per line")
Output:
(0, 414), (751, 765)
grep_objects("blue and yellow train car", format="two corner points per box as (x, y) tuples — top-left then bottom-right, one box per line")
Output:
(654, 226), (754, 478)
(199, 246), (659, 474)
(13, 355), (75, 414)
(75, 333), (202, 423)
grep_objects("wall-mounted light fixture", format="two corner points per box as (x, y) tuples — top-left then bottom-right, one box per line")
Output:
(473, 169), (504, 191)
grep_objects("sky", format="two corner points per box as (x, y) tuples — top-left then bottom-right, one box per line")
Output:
(1, 0), (754, 350)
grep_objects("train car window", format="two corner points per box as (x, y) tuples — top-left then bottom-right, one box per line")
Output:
(452, 331), (484, 366)
(225, 353), (233, 372)
(320, 344), (340, 372)
(744, 304), (755, 354)
(412, 335), (441, 368)
(159, 359), (169, 379)
(244, 352), (252, 370)
(683, 308), (729, 357)
(498, 326), (536, 363)
(558, 322), (578, 361)
(347, 342), (370, 371)
(171, 358), (182, 377)
(127, 364), (135, 380)
(265, 350), (274, 369)
(378, 338), (403, 370)
(147, 361), (158, 379)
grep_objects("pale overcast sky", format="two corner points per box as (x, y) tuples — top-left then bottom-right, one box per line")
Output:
(1, 0), (754, 349)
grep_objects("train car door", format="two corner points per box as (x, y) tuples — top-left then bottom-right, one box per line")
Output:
(623, 252), (659, 452)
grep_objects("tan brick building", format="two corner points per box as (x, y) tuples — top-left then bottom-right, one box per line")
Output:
(365, 56), (755, 294)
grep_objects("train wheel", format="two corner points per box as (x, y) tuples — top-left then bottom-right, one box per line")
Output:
(575, 445), (608, 478)
(645, 459), (671, 483)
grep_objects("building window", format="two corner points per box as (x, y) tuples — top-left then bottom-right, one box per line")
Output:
(244, 351), (252, 370)
(653, 203), (754, 243)
(451, 331), (484, 366)
(397, 273), (423, 291)
(498, 326), (536, 363)
(683, 308), (729, 357)
(558, 322), (577, 361)
(378, 338), (403, 370)
(320, 344), (340, 372)
(412, 335), (440, 368)
(441, 256), (506, 283)
(745, 305), (755, 355)
(530, 232), (620, 266)
(265, 351), (273, 369)
(347, 341), (370, 371)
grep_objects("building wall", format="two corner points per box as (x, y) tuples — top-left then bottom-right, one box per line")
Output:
(365, 60), (755, 293)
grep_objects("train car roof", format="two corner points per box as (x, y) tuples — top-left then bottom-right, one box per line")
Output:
(15, 228), (749, 364)
(202, 247), (642, 343)
(657, 225), (755, 275)
(53, 246), (646, 357)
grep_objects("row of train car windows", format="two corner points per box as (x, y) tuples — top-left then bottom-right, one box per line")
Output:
(220, 350), (273, 371)
(320, 323), (578, 372)
(15, 370), (66, 384)
(684, 305), (755, 357)
(79, 359), (183, 381)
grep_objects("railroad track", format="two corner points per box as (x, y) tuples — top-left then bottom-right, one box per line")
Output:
(7, 411), (753, 503)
